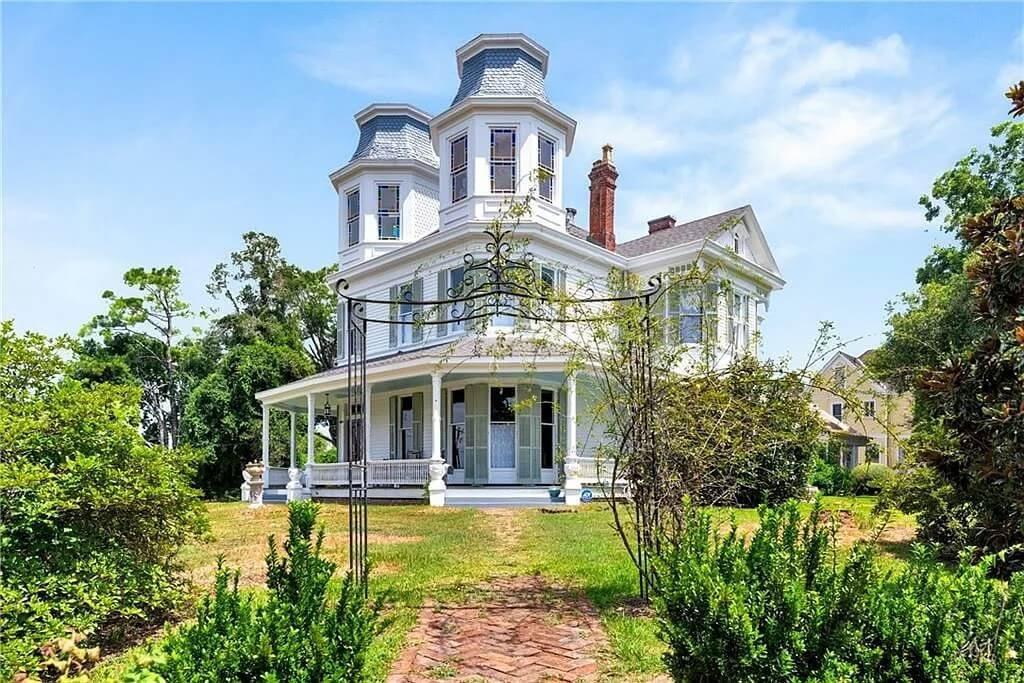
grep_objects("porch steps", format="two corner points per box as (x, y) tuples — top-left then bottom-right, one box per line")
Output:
(445, 486), (563, 508)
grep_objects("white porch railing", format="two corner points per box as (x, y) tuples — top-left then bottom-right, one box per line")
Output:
(578, 457), (624, 486)
(368, 459), (431, 487)
(304, 460), (431, 488)
(266, 466), (290, 487)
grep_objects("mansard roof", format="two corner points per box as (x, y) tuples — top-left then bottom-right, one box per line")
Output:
(451, 34), (549, 106)
(350, 104), (439, 168)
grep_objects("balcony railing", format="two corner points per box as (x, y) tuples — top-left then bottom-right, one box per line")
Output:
(577, 456), (624, 486)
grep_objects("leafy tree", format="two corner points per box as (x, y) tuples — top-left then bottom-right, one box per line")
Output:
(0, 322), (207, 677)
(81, 267), (194, 448)
(181, 340), (313, 495)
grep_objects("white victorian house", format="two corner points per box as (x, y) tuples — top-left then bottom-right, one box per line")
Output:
(252, 33), (784, 507)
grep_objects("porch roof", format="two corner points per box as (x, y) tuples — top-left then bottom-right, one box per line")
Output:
(256, 337), (573, 407)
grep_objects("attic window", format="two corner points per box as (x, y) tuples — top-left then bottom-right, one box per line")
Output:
(538, 134), (555, 202)
(490, 128), (516, 193)
(378, 185), (400, 240)
(451, 135), (468, 203)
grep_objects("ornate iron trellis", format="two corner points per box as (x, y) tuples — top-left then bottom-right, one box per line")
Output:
(335, 223), (662, 598)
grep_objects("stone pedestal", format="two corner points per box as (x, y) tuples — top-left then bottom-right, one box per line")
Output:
(563, 457), (582, 507)
(245, 462), (265, 508)
(286, 467), (303, 502)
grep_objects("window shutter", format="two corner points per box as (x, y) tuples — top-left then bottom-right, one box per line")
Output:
(412, 278), (424, 343)
(464, 383), (489, 485)
(516, 384), (541, 484)
(437, 270), (448, 337)
(388, 395), (398, 459)
(411, 391), (424, 457)
(389, 285), (399, 348)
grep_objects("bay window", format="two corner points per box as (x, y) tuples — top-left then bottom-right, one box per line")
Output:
(378, 185), (400, 240)
(490, 128), (516, 193)
(346, 189), (360, 246)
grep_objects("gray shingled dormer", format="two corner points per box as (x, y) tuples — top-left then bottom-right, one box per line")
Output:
(350, 104), (439, 168)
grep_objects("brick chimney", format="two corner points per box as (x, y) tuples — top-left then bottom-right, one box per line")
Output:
(647, 215), (677, 233)
(588, 144), (618, 251)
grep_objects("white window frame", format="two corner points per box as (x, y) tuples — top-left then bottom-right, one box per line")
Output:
(864, 400), (876, 417)
(377, 185), (401, 240)
(398, 281), (414, 345)
(540, 389), (556, 471)
(490, 128), (517, 194)
(538, 133), (556, 202)
(449, 388), (465, 470)
(399, 395), (415, 459)
(346, 188), (360, 247)
(450, 134), (468, 203)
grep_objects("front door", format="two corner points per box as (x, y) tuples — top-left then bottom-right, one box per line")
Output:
(489, 387), (517, 484)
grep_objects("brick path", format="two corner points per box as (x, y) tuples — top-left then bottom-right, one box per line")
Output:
(387, 575), (608, 682)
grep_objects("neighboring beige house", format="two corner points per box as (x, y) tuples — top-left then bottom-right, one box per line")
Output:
(810, 350), (912, 468)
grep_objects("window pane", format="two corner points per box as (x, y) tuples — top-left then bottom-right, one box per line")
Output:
(491, 129), (515, 158)
(451, 389), (465, 424)
(451, 136), (467, 169)
(378, 185), (399, 212)
(348, 218), (359, 246)
(379, 215), (400, 239)
(680, 315), (701, 343)
(539, 136), (554, 169)
(492, 164), (514, 193)
(541, 390), (553, 423)
(452, 169), (468, 202)
(539, 175), (553, 201)
(347, 190), (359, 219)
(490, 387), (516, 422)
(541, 424), (553, 469)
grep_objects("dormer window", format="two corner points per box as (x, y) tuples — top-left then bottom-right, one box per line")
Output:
(378, 185), (400, 240)
(490, 128), (516, 193)
(451, 135), (468, 202)
(538, 134), (555, 202)
(346, 189), (360, 247)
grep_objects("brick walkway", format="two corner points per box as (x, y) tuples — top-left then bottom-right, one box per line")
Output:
(387, 575), (608, 682)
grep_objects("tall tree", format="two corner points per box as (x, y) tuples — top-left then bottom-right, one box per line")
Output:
(81, 266), (193, 448)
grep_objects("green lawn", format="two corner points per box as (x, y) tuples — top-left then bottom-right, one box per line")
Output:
(91, 496), (916, 681)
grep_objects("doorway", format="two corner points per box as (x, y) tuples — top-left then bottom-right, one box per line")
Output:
(489, 386), (516, 484)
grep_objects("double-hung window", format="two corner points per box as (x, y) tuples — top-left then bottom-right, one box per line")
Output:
(450, 135), (468, 203)
(730, 293), (743, 348)
(538, 134), (555, 202)
(864, 400), (876, 417)
(378, 185), (400, 240)
(346, 190), (360, 246)
(678, 294), (703, 344)
(490, 128), (516, 193)
(832, 403), (843, 421)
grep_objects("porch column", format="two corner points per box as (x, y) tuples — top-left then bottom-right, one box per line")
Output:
(563, 373), (582, 506)
(305, 393), (315, 491)
(286, 411), (302, 501)
(427, 372), (446, 507)
(261, 404), (270, 472)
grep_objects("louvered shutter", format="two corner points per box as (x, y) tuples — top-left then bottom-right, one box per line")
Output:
(388, 285), (398, 348)
(464, 383), (489, 485)
(437, 270), (448, 337)
(388, 395), (398, 459)
(516, 384), (541, 484)
(411, 392), (424, 457)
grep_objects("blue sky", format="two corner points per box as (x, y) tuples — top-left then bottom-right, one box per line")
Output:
(3, 2), (1021, 362)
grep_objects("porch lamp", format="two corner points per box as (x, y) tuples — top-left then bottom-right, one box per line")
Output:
(322, 396), (334, 420)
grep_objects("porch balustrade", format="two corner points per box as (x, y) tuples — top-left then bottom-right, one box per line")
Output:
(303, 460), (431, 488)
(266, 466), (291, 488)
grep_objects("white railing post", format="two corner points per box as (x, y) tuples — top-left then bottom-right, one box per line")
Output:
(305, 393), (315, 491)
(428, 372), (446, 507)
(286, 411), (302, 501)
(564, 373), (582, 506)
(261, 404), (270, 473)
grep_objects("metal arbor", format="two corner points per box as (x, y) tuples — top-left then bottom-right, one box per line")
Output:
(335, 222), (662, 597)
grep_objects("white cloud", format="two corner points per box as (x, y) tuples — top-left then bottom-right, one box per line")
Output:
(289, 19), (452, 95)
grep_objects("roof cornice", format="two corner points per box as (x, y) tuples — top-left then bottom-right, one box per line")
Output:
(455, 34), (549, 78)
(328, 158), (439, 192)
(429, 96), (577, 155)
(353, 103), (432, 128)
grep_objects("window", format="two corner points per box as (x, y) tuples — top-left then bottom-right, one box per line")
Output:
(490, 128), (516, 193)
(741, 295), (750, 349)
(834, 367), (846, 388)
(541, 389), (555, 470)
(733, 233), (741, 253)
(346, 190), (360, 246)
(668, 291), (702, 344)
(538, 134), (555, 202)
(448, 266), (465, 332)
(378, 185), (400, 239)
(730, 293), (743, 348)
(450, 135), (468, 202)
(399, 395), (415, 458)
(864, 400), (876, 417)
(540, 265), (556, 290)
(832, 403), (843, 421)
(450, 389), (465, 469)
(399, 282), (414, 345)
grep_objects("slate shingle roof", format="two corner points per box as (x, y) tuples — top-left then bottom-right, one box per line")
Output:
(452, 48), (549, 106)
(615, 206), (750, 258)
(351, 114), (439, 168)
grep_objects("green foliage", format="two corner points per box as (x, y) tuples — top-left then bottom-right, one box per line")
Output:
(129, 502), (383, 682)
(181, 340), (313, 495)
(809, 449), (852, 496)
(655, 499), (1024, 682)
(0, 322), (207, 679)
(851, 462), (891, 494)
